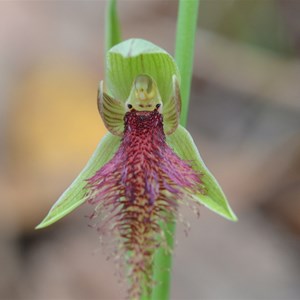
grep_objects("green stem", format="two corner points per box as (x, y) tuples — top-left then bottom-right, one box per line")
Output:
(150, 221), (176, 300)
(105, 0), (121, 52)
(151, 1), (199, 299)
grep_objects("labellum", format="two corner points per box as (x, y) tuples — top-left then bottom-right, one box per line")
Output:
(87, 74), (203, 297)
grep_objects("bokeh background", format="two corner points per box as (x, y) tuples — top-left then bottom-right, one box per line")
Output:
(1, 1), (300, 299)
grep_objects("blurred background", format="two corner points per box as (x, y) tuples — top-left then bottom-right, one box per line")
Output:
(0, 1), (300, 299)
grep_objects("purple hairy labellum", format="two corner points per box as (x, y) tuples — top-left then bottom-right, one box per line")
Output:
(86, 108), (202, 297)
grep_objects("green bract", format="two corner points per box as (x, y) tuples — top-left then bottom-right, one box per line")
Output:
(36, 38), (237, 230)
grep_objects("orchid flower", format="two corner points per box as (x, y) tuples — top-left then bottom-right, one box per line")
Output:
(36, 38), (237, 298)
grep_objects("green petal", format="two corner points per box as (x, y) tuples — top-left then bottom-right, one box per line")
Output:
(98, 81), (125, 136)
(36, 133), (121, 229)
(163, 75), (181, 135)
(106, 38), (180, 103)
(166, 125), (238, 221)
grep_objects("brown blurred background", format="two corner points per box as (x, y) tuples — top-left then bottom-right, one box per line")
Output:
(0, 1), (300, 299)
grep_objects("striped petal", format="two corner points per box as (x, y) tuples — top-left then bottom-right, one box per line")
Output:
(97, 81), (125, 136)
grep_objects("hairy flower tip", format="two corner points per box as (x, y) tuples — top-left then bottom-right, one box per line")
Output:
(86, 109), (203, 298)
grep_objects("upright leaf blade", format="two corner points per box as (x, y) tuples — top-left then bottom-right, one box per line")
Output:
(175, 0), (200, 125)
(152, 1), (200, 299)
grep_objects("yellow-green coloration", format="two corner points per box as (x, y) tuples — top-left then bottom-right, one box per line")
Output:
(98, 73), (181, 137)
(97, 81), (125, 136)
(125, 74), (163, 112)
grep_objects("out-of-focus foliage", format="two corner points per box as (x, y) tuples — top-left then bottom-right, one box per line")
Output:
(8, 61), (107, 174)
(199, 0), (294, 56)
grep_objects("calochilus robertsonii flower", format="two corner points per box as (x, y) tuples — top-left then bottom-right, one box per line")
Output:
(36, 38), (237, 298)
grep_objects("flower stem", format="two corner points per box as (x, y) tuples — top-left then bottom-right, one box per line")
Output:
(150, 221), (176, 300)
(105, 0), (121, 52)
(151, 0), (199, 299)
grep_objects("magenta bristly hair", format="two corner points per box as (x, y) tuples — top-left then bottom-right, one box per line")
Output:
(86, 109), (202, 298)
